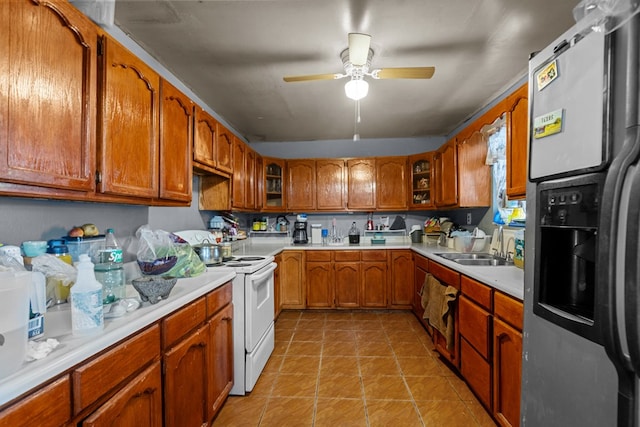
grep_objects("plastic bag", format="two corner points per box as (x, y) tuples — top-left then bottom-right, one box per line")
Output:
(31, 254), (77, 304)
(135, 225), (205, 278)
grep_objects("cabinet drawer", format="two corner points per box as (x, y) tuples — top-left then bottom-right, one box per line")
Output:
(73, 324), (160, 413)
(428, 260), (460, 289)
(415, 254), (428, 271)
(494, 291), (523, 330)
(460, 338), (492, 409)
(0, 376), (71, 427)
(361, 250), (386, 261)
(459, 295), (491, 359)
(162, 297), (207, 349)
(306, 250), (331, 262)
(461, 275), (492, 311)
(206, 282), (232, 317)
(334, 250), (360, 262)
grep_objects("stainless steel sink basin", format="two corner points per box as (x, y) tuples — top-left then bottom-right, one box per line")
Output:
(435, 252), (511, 266)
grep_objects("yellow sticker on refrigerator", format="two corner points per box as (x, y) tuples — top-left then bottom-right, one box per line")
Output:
(536, 60), (558, 91)
(533, 109), (564, 139)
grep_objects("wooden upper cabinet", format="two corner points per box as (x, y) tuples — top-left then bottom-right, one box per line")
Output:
(215, 124), (234, 175)
(376, 156), (408, 210)
(159, 79), (193, 202)
(316, 159), (345, 210)
(193, 106), (217, 170)
(506, 83), (528, 200)
(435, 139), (458, 207)
(286, 159), (316, 211)
(0, 0), (96, 191)
(232, 137), (246, 209)
(347, 158), (376, 210)
(409, 153), (435, 209)
(263, 158), (285, 211)
(244, 146), (256, 210)
(254, 153), (264, 211)
(97, 34), (159, 199)
(457, 130), (491, 207)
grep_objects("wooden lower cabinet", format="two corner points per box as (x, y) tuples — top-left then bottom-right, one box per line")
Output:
(0, 376), (71, 427)
(361, 251), (387, 308)
(83, 361), (163, 427)
(207, 304), (234, 420)
(460, 338), (492, 410)
(280, 250), (305, 309)
(334, 260), (360, 307)
(413, 254), (429, 317)
(388, 250), (414, 308)
(427, 260), (460, 366)
(306, 254), (333, 308)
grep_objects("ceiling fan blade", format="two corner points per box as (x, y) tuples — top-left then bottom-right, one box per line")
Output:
(283, 73), (344, 82)
(348, 33), (371, 66)
(372, 67), (435, 79)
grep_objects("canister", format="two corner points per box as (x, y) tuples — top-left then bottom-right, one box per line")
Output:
(514, 229), (525, 269)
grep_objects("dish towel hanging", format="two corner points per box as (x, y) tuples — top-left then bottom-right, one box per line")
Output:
(420, 273), (459, 350)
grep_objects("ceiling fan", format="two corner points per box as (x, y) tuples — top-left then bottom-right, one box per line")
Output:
(283, 33), (435, 101)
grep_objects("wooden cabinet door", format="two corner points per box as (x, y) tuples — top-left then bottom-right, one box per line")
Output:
(164, 324), (209, 427)
(83, 362), (163, 427)
(264, 158), (286, 211)
(306, 262), (333, 308)
(457, 130), (491, 207)
(255, 153), (264, 211)
(0, 0), (96, 191)
(280, 251), (305, 309)
(376, 157), (408, 210)
(493, 317), (522, 427)
(460, 337), (492, 411)
(316, 159), (345, 210)
(409, 153), (435, 209)
(0, 375), (71, 427)
(388, 250), (414, 308)
(193, 106), (217, 169)
(207, 304), (233, 421)
(98, 35), (159, 198)
(159, 79), (192, 202)
(215, 123), (234, 174)
(286, 159), (316, 211)
(413, 255), (429, 318)
(232, 137), (246, 209)
(361, 261), (387, 307)
(435, 139), (458, 207)
(245, 147), (256, 209)
(335, 262), (360, 308)
(506, 83), (528, 200)
(347, 159), (376, 210)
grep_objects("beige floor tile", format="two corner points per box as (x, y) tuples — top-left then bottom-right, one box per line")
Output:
(390, 340), (432, 357)
(297, 318), (326, 330)
(325, 319), (357, 330)
(211, 395), (267, 426)
(315, 398), (367, 427)
(355, 330), (389, 342)
(352, 319), (383, 331)
(300, 310), (328, 320)
(292, 329), (324, 342)
(324, 311), (355, 320)
(464, 399), (499, 426)
(287, 340), (323, 356)
(259, 396), (315, 427)
(362, 375), (412, 400)
(386, 329), (421, 343)
(358, 357), (401, 376)
(320, 356), (360, 376)
(272, 340), (289, 355)
(405, 375), (461, 401)
(396, 356), (445, 376)
(250, 372), (277, 396)
(323, 340), (357, 356)
(416, 399), (480, 427)
(351, 311), (380, 321)
(270, 373), (318, 397)
(365, 400), (423, 427)
(262, 355), (283, 373)
(357, 340), (394, 357)
(280, 355), (321, 375)
(318, 374), (364, 399)
(277, 310), (303, 320)
(323, 329), (357, 342)
(447, 374), (477, 400)
(274, 328), (294, 342)
(275, 318), (298, 330)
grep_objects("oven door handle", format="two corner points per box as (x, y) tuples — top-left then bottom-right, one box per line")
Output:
(249, 263), (277, 284)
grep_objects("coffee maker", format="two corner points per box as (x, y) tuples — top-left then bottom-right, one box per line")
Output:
(292, 221), (308, 244)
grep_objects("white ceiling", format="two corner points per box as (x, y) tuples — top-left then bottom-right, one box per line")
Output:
(113, 0), (579, 142)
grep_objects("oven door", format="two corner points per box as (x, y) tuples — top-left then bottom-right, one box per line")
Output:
(245, 262), (276, 351)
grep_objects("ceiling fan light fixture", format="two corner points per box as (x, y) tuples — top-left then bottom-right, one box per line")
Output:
(344, 79), (369, 100)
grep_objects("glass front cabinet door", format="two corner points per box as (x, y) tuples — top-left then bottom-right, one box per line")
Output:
(263, 159), (285, 211)
(409, 153), (435, 209)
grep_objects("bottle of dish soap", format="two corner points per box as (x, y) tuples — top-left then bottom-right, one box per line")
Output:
(71, 254), (104, 336)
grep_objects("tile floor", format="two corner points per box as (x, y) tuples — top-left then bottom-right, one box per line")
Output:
(213, 310), (497, 427)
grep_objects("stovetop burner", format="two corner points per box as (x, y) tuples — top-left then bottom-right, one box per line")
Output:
(233, 256), (265, 261)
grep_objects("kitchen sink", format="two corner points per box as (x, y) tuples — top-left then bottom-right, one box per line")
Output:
(435, 252), (511, 266)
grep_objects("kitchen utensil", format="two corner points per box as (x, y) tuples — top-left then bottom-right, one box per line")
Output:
(131, 276), (177, 304)
(192, 240), (222, 265)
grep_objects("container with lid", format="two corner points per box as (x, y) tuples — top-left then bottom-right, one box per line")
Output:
(348, 222), (360, 245)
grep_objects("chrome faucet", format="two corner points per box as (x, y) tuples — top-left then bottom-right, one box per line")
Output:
(498, 225), (504, 258)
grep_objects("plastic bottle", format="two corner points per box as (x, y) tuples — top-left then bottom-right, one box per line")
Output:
(514, 229), (525, 269)
(46, 241), (73, 304)
(366, 212), (374, 231)
(71, 254), (104, 336)
(94, 228), (125, 304)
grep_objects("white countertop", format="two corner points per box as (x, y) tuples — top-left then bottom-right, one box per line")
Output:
(0, 269), (235, 407)
(234, 237), (524, 300)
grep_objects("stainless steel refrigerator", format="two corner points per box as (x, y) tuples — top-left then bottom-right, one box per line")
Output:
(522, 1), (640, 426)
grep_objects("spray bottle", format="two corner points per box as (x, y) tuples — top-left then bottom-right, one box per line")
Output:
(71, 254), (104, 336)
